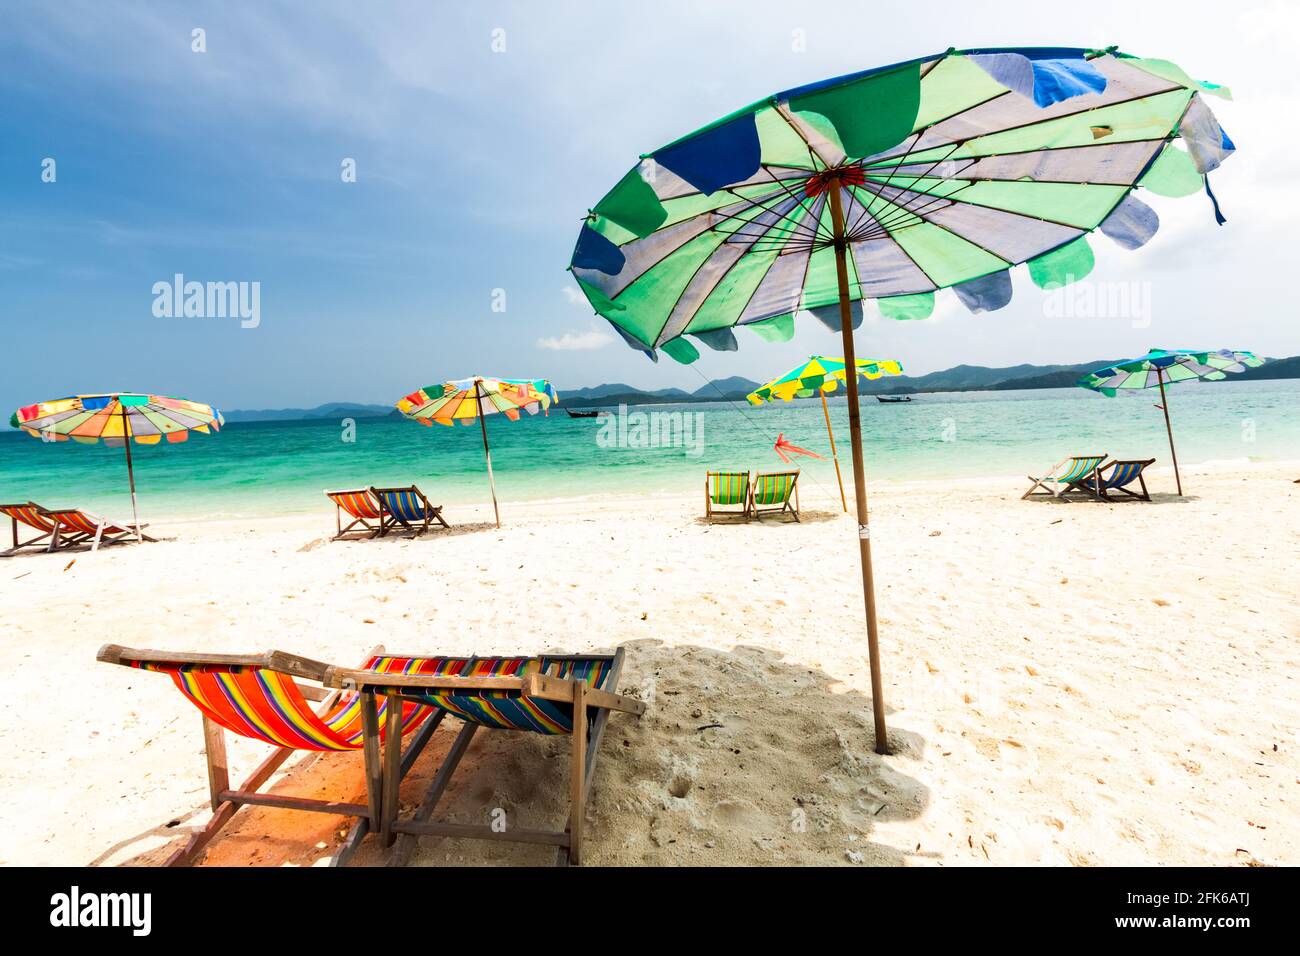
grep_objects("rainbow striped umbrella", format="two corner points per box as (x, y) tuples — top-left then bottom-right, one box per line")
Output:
(9, 392), (224, 540)
(1077, 348), (1262, 494)
(747, 356), (903, 511)
(396, 376), (558, 527)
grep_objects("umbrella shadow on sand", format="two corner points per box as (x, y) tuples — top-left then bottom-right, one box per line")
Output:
(298, 522), (500, 551)
(97, 639), (929, 867)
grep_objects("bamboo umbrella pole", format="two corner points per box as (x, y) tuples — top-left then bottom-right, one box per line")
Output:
(828, 180), (889, 755)
(1155, 368), (1183, 496)
(120, 405), (143, 541)
(474, 379), (501, 527)
(820, 390), (848, 513)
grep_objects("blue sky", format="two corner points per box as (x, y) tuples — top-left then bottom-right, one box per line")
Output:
(2, 0), (1296, 415)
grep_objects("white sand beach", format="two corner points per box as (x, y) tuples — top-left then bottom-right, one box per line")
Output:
(0, 462), (1296, 867)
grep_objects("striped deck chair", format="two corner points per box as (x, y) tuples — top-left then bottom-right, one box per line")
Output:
(1021, 454), (1107, 501)
(96, 644), (441, 867)
(1, 502), (61, 556)
(373, 485), (448, 537)
(751, 470), (800, 522)
(326, 488), (384, 540)
(323, 648), (645, 866)
(42, 508), (152, 551)
(705, 471), (751, 522)
(1077, 458), (1156, 501)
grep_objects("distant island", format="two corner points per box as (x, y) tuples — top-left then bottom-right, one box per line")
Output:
(204, 355), (1296, 423)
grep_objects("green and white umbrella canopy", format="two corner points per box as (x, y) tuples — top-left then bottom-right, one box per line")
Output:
(1077, 348), (1261, 396)
(569, 47), (1234, 363)
(1077, 348), (1262, 495)
(569, 46), (1235, 754)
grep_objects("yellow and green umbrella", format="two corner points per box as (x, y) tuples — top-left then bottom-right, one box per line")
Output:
(747, 356), (903, 512)
(9, 392), (225, 540)
(396, 376), (558, 528)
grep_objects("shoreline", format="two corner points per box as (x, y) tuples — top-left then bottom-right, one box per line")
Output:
(95, 456), (1300, 526)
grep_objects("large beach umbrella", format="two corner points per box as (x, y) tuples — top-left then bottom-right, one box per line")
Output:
(747, 355), (903, 512)
(396, 376), (558, 528)
(9, 392), (224, 540)
(1077, 348), (1262, 495)
(569, 47), (1234, 753)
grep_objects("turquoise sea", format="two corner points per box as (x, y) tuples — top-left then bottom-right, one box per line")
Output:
(1, 380), (1296, 521)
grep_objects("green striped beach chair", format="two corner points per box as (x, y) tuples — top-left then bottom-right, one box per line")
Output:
(1077, 458), (1156, 501)
(1022, 454), (1107, 501)
(751, 470), (800, 522)
(322, 648), (645, 866)
(705, 471), (752, 522)
(372, 485), (449, 536)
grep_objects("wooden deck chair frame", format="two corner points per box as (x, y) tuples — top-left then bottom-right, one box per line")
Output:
(323, 646), (645, 866)
(705, 471), (752, 523)
(372, 485), (449, 537)
(1021, 454), (1107, 502)
(95, 644), (440, 867)
(750, 470), (801, 522)
(1077, 458), (1157, 502)
(43, 508), (154, 552)
(326, 488), (385, 540)
(1, 501), (61, 556)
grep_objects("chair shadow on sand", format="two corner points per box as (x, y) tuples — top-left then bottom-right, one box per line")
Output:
(96, 639), (930, 867)
(694, 507), (845, 528)
(300, 521), (499, 551)
(1021, 492), (1199, 506)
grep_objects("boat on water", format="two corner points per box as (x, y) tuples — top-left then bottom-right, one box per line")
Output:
(566, 408), (608, 418)
(875, 395), (913, 404)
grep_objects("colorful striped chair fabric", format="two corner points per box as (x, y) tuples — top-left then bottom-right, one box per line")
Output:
(1, 502), (60, 555)
(705, 471), (751, 521)
(132, 655), (436, 751)
(372, 485), (448, 536)
(1079, 458), (1156, 501)
(1022, 454), (1107, 500)
(326, 488), (384, 540)
(362, 656), (614, 735)
(42, 508), (148, 551)
(751, 470), (800, 521)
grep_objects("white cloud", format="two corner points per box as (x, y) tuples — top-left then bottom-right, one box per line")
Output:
(536, 326), (615, 351)
(561, 285), (588, 306)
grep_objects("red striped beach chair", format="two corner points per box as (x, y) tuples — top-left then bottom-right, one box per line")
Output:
(325, 488), (384, 540)
(1, 502), (62, 555)
(323, 648), (645, 866)
(42, 508), (151, 551)
(1021, 454), (1107, 501)
(96, 644), (442, 867)
(372, 485), (448, 537)
(705, 471), (752, 522)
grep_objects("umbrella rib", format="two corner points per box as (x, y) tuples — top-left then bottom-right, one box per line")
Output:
(711, 191), (823, 244)
(757, 162), (829, 239)
(848, 140), (965, 238)
(856, 179), (979, 238)
(772, 100), (838, 172)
